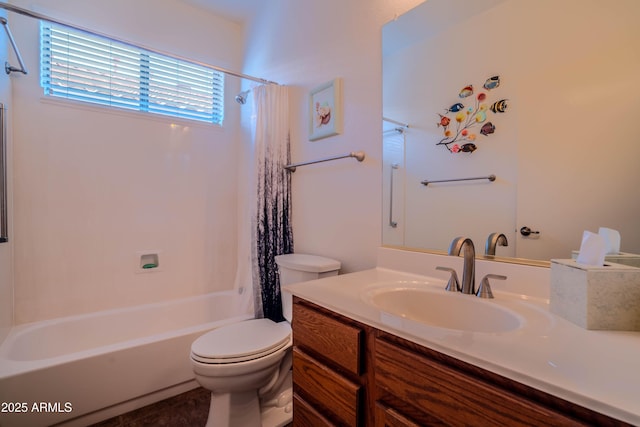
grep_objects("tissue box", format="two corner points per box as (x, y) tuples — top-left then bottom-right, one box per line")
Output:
(571, 250), (640, 268)
(550, 259), (640, 331)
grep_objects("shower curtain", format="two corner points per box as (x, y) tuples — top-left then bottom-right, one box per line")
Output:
(251, 84), (293, 322)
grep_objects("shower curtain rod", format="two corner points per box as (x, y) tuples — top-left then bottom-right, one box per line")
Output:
(0, 3), (279, 85)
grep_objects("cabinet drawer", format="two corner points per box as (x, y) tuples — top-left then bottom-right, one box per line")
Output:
(293, 301), (363, 375)
(375, 338), (582, 426)
(293, 393), (336, 427)
(293, 347), (361, 426)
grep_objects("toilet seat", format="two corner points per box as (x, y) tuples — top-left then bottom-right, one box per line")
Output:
(191, 318), (291, 364)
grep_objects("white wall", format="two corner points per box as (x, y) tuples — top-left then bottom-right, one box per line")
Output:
(10, 0), (245, 323)
(513, 0), (640, 260)
(0, 2), (14, 341)
(242, 0), (425, 273)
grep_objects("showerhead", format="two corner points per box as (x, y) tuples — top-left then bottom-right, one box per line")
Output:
(235, 90), (250, 105)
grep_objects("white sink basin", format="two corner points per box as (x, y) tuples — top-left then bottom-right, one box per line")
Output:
(362, 283), (523, 333)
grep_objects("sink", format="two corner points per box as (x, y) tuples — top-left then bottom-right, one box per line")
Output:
(362, 283), (523, 333)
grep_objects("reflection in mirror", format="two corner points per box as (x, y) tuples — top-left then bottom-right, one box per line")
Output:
(382, 0), (640, 265)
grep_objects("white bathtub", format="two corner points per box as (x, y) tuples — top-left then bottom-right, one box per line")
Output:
(0, 291), (253, 427)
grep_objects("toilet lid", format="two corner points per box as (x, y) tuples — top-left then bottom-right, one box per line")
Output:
(191, 318), (291, 364)
(275, 253), (341, 273)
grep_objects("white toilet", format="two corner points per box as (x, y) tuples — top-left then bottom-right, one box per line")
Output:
(190, 253), (341, 427)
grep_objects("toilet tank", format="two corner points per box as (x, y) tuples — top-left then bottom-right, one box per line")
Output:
(275, 254), (341, 322)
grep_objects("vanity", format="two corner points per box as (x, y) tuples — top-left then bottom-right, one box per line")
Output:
(284, 247), (640, 426)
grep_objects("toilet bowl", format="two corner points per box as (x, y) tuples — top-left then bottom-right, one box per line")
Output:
(190, 253), (340, 427)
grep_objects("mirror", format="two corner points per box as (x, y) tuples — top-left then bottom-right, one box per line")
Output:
(382, 0), (640, 265)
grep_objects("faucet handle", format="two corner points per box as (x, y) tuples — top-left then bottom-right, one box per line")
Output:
(476, 274), (506, 299)
(436, 266), (460, 292)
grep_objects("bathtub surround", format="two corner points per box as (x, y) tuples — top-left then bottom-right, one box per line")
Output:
(7, 0), (244, 323)
(252, 85), (294, 322)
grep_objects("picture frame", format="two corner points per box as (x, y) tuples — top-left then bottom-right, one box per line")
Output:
(309, 78), (343, 141)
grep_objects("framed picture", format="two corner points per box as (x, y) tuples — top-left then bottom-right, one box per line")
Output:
(309, 78), (343, 141)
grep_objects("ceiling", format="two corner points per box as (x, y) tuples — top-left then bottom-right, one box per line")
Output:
(180, 0), (261, 23)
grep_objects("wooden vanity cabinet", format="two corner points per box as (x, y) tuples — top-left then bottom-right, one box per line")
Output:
(292, 297), (631, 427)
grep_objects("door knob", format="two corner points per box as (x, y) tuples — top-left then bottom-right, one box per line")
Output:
(520, 226), (540, 236)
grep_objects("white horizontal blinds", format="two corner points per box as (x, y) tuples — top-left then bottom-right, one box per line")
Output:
(147, 53), (224, 123)
(41, 24), (141, 110)
(41, 22), (224, 124)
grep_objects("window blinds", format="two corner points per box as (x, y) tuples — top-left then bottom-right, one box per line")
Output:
(40, 23), (224, 124)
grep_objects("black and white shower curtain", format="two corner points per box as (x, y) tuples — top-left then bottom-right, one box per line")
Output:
(251, 85), (293, 322)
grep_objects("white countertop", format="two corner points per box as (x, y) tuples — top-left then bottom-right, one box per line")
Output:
(284, 264), (640, 425)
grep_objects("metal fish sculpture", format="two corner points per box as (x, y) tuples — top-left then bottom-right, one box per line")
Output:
(458, 85), (473, 98)
(460, 143), (477, 153)
(490, 99), (508, 113)
(437, 114), (451, 128)
(480, 122), (495, 136)
(483, 76), (500, 90)
(446, 103), (464, 113)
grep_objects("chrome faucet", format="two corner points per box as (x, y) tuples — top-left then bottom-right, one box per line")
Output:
(485, 232), (508, 256)
(448, 237), (475, 294)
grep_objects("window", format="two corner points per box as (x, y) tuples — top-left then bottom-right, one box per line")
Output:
(40, 23), (224, 125)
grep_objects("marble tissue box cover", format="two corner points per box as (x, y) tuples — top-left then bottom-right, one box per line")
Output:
(550, 259), (640, 331)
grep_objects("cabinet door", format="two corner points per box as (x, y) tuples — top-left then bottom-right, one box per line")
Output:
(374, 403), (423, 427)
(293, 347), (361, 426)
(293, 394), (336, 427)
(375, 337), (584, 426)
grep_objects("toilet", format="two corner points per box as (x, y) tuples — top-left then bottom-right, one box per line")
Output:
(190, 253), (341, 427)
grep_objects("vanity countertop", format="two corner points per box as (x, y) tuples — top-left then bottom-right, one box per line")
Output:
(284, 265), (640, 425)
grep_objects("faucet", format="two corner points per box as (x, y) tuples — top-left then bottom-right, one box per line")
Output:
(485, 232), (508, 256)
(447, 237), (475, 294)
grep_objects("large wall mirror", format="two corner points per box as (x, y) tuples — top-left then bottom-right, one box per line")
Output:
(382, 0), (640, 266)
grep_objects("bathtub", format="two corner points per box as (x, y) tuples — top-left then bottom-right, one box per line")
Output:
(0, 291), (253, 427)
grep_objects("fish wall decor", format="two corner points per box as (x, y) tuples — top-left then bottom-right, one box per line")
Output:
(435, 75), (507, 154)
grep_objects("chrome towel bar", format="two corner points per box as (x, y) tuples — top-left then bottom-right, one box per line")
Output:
(284, 151), (365, 172)
(421, 174), (496, 186)
(0, 103), (7, 243)
(389, 164), (398, 228)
